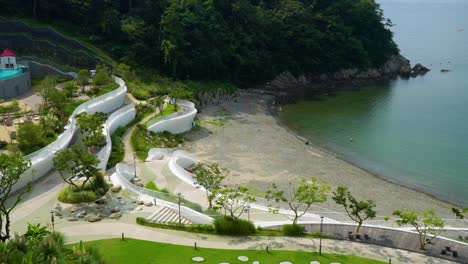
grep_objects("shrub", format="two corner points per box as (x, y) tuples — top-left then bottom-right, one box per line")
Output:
(58, 175), (109, 204)
(213, 216), (256, 236)
(282, 224), (306, 237)
(57, 187), (102, 203)
(136, 217), (215, 234)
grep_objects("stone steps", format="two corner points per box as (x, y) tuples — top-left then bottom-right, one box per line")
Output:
(146, 206), (191, 225)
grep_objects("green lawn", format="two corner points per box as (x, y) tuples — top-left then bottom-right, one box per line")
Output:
(144, 104), (177, 126)
(81, 238), (385, 264)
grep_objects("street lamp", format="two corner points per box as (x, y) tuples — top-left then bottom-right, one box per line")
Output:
(50, 210), (55, 230)
(319, 216), (324, 255)
(245, 204), (251, 222)
(177, 192), (182, 226)
(133, 153), (137, 179)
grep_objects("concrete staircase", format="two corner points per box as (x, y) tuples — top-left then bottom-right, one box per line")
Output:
(146, 206), (192, 225)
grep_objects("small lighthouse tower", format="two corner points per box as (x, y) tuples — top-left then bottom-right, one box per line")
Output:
(1, 48), (17, 69)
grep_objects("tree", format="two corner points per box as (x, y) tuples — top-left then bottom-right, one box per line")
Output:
(452, 207), (468, 219)
(77, 69), (90, 93)
(93, 66), (112, 86)
(76, 112), (106, 152)
(192, 162), (228, 208)
(266, 178), (330, 224)
(0, 153), (31, 242)
(332, 186), (377, 234)
(17, 123), (46, 154)
(34, 76), (57, 108)
(62, 80), (77, 98)
(47, 88), (68, 114)
(53, 145), (99, 191)
(149, 96), (165, 116)
(214, 186), (256, 219)
(393, 209), (445, 250)
(169, 85), (192, 111)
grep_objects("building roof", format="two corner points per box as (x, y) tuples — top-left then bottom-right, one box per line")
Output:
(1, 48), (15, 57)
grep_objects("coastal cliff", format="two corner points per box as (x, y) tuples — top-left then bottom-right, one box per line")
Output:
(266, 54), (411, 99)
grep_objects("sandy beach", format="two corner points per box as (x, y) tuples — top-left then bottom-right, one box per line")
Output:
(185, 92), (456, 219)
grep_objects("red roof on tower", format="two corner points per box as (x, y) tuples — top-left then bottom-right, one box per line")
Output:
(1, 48), (15, 57)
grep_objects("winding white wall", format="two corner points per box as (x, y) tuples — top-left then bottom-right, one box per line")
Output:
(12, 77), (128, 193)
(97, 103), (136, 172)
(113, 163), (213, 224)
(147, 99), (197, 134)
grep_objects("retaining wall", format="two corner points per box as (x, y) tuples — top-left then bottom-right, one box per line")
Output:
(12, 76), (127, 193)
(147, 99), (197, 134)
(113, 164), (213, 224)
(97, 103), (136, 172)
(268, 223), (468, 263)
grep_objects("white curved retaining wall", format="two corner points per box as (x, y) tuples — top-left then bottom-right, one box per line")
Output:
(147, 99), (197, 134)
(168, 150), (198, 187)
(12, 76), (127, 193)
(97, 103), (136, 171)
(113, 163), (213, 224)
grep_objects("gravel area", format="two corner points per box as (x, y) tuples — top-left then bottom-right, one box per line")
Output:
(185, 93), (455, 218)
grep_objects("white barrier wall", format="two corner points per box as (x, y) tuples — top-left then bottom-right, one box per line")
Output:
(12, 76), (128, 193)
(97, 103), (136, 171)
(114, 163), (213, 224)
(147, 99), (197, 134)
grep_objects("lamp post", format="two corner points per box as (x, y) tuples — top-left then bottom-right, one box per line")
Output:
(245, 204), (251, 222)
(319, 216), (324, 255)
(133, 153), (137, 179)
(177, 192), (182, 226)
(50, 210), (55, 230)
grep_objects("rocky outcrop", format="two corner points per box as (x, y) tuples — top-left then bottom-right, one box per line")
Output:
(111, 185), (122, 193)
(266, 54), (412, 99)
(410, 63), (430, 77)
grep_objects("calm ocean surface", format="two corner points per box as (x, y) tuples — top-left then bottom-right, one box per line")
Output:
(279, 0), (468, 205)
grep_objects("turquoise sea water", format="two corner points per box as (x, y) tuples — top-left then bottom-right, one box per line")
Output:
(279, 0), (468, 205)
(0, 68), (22, 80)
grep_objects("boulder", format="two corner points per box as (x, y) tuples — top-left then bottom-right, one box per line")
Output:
(144, 201), (153, 207)
(67, 217), (78, 222)
(70, 207), (77, 213)
(111, 207), (120, 213)
(85, 214), (102, 222)
(137, 201), (144, 205)
(111, 185), (122, 193)
(55, 204), (62, 211)
(109, 212), (122, 219)
(410, 63), (430, 77)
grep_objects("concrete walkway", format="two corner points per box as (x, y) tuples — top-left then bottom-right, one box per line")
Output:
(60, 222), (455, 264)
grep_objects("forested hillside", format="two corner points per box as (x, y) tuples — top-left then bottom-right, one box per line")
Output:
(2, 0), (398, 83)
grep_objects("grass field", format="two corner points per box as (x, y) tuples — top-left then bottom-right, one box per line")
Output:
(82, 238), (385, 264)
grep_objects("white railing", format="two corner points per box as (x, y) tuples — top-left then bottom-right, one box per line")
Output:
(12, 76), (127, 193)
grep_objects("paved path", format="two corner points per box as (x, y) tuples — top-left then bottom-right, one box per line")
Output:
(122, 113), (158, 163)
(59, 222), (455, 264)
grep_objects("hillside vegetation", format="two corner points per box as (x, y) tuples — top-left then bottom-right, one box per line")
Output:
(2, 0), (398, 84)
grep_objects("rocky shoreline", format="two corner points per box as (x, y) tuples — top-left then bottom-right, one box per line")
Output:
(264, 54), (424, 101)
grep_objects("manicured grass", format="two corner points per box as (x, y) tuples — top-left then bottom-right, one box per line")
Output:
(81, 238), (385, 264)
(144, 104), (177, 126)
(144, 181), (168, 193)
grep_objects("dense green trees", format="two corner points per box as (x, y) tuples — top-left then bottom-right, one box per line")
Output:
(0, 153), (31, 242)
(2, 0), (398, 84)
